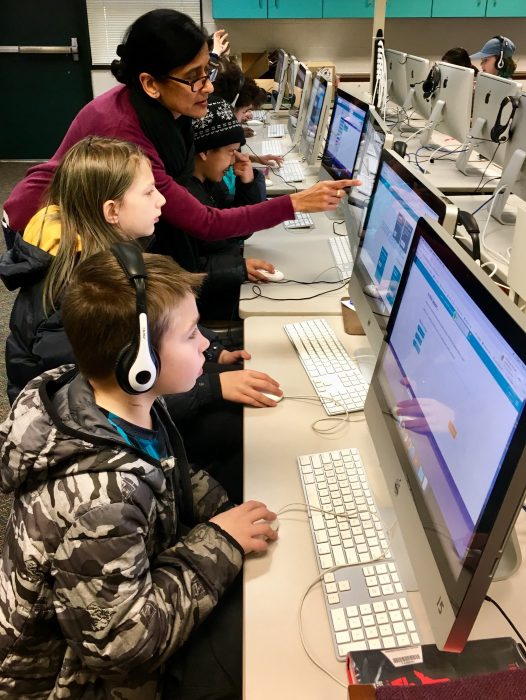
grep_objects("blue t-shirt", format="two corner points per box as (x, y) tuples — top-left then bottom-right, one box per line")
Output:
(101, 408), (171, 461)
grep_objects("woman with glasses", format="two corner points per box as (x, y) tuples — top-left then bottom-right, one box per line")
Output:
(4, 9), (357, 249)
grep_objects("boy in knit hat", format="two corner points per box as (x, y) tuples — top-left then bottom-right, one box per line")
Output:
(178, 95), (277, 321)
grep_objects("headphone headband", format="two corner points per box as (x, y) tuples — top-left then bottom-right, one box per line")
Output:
(110, 243), (159, 394)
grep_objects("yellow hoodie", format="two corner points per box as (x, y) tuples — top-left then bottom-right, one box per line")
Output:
(23, 206), (82, 256)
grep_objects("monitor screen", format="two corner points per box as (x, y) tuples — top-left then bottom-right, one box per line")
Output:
(357, 150), (447, 311)
(321, 89), (368, 181)
(367, 216), (526, 650)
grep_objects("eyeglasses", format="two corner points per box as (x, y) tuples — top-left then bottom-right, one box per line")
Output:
(165, 65), (218, 92)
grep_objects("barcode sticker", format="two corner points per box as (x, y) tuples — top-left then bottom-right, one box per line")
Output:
(382, 646), (423, 667)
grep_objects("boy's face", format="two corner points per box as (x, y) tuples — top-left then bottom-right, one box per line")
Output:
(111, 158), (166, 237)
(200, 143), (241, 182)
(154, 294), (209, 395)
(480, 55), (498, 75)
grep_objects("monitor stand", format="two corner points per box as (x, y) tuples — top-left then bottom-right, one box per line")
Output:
(419, 100), (445, 146)
(491, 148), (526, 225)
(456, 117), (486, 175)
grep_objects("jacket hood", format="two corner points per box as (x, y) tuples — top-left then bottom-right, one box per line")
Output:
(0, 365), (167, 495)
(0, 232), (52, 292)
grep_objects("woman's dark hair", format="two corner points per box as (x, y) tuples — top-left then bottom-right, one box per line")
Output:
(441, 46), (479, 75)
(111, 9), (208, 88)
(237, 80), (267, 109)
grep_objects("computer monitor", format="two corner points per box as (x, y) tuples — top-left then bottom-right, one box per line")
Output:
(420, 62), (474, 146)
(300, 74), (333, 166)
(404, 54), (431, 120)
(490, 92), (526, 225)
(456, 73), (522, 175)
(320, 88), (369, 183)
(365, 216), (526, 651)
(287, 56), (298, 98)
(345, 107), (394, 257)
(385, 49), (409, 109)
(271, 49), (289, 112)
(348, 149), (458, 355)
(287, 62), (312, 144)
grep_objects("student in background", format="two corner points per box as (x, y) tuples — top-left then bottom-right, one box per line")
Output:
(3, 9), (356, 250)
(441, 47), (479, 75)
(0, 245), (278, 698)
(470, 36), (517, 79)
(176, 96), (276, 321)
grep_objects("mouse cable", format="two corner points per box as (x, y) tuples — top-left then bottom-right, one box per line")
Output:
(332, 219), (347, 237)
(479, 184), (511, 268)
(240, 277), (350, 303)
(282, 395), (365, 435)
(296, 528), (398, 687)
(484, 595), (526, 648)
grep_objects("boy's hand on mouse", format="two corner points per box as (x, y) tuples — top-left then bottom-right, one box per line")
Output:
(219, 369), (282, 407)
(210, 501), (278, 553)
(290, 179), (361, 212)
(233, 151), (254, 183)
(246, 258), (275, 282)
(258, 154), (284, 167)
(217, 348), (251, 365)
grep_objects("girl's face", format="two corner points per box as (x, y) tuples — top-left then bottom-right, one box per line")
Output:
(108, 158), (165, 238)
(480, 55), (498, 75)
(155, 43), (214, 118)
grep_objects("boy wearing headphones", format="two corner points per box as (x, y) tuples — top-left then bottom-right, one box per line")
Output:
(0, 245), (277, 699)
(470, 36), (517, 79)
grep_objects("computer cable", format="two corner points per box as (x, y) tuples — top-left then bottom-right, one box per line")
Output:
(472, 143), (502, 194)
(240, 277), (351, 303)
(484, 595), (526, 648)
(332, 220), (347, 237)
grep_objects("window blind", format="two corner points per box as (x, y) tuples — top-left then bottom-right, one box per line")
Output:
(86, 1), (202, 66)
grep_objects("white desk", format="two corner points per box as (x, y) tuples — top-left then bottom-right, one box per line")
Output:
(243, 314), (526, 699)
(239, 212), (350, 318)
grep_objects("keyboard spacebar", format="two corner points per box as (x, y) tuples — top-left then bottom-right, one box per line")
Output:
(304, 484), (325, 530)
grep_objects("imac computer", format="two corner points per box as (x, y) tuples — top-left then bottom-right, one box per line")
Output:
(385, 49), (409, 109)
(490, 92), (526, 225)
(271, 49), (289, 112)
(345, 107), (394, 257)
(365, 216), (526, 651)
(420, 62), (474, 146)
(456, 73), (522, 175)
(320, 88), (369, 183)
(287, 62), (312, 144)
(348, 148), (458, 356)
(404, 54), (431, 120)
(299, 74), (333, 166)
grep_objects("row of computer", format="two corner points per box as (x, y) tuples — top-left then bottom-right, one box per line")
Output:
(260, 49), (526, 659)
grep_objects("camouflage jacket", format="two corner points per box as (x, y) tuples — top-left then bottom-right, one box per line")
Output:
(0, 366), (243, 699)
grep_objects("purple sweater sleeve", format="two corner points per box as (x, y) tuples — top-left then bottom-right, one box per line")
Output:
(4, 87), (295, 238)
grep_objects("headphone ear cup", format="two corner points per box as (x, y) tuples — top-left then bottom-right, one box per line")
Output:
(115, 340), (160, 395)
(422, 66), (440, 101)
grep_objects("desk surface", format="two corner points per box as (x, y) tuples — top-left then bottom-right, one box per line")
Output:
(239, 212), (349, 318)
(243, 314), (526, 699)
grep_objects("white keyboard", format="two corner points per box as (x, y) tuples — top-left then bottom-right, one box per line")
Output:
(298, 447), (420, 658)
(252, 110), (266, 120)
(278, 159), (305, 182)
(328, 236), (354, 276)
(283, 212), (314, 229)
(267, 123), (285, 138)
(261, 140), (286, 156)
(284, 318), (368, 414)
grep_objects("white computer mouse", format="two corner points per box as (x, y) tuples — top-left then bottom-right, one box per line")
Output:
(261, 392), (283, 403)
(256, 268), (284, 282)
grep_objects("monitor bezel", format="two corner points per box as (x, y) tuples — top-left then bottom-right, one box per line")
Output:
(321, 87), (369, 182)
(368, 216), (526, 650)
